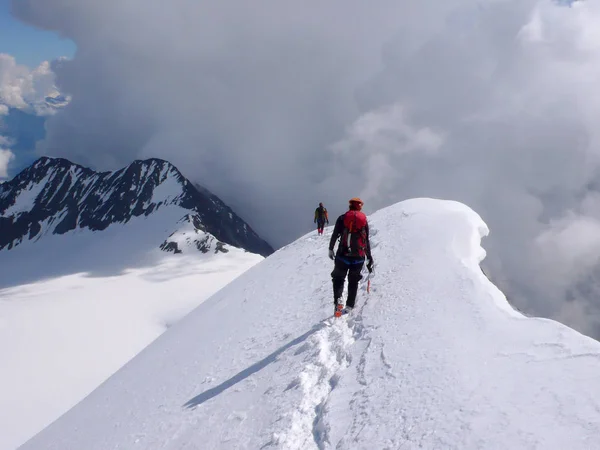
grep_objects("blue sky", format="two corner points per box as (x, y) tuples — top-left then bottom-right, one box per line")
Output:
(0, 0), (75, 67)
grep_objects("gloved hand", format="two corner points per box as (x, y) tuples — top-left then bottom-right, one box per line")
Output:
(328, 249), (335, 260)
(326, 220), (329, 224)
(314, 219), (316, 224)
(367, 258), (374, 273)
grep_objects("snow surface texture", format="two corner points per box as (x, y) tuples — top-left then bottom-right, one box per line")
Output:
(20, 198), (600, 450)
(0, 207), (263, 450)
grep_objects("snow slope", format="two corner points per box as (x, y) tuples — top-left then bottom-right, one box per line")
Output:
(19, 198), (600, 450)
(0, 207), (263, 450)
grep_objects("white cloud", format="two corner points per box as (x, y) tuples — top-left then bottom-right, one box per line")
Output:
(13, 0), (600, 336)
(0, 136), (13, 147)
(323, 0), (600, 336)
(0, 53), (58, 112)
(0, 149), (15, 179)
(330, 104), (445, 203)
(333, 104), (444, 158)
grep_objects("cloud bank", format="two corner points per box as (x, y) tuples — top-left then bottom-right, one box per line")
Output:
(0, 148), (15, 179)
(0, 54), (61, 178)
(13, 0), (600, 337)
(0, 54), (62, 177)
(0, 54), (57, 113)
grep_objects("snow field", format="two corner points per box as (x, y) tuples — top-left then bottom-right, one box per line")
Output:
(0, 208), (263, 450)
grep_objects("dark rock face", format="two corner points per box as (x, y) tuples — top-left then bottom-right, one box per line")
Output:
(0, 157), (274, 256)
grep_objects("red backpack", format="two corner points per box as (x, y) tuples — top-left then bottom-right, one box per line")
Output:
(340, 210), (368, 258)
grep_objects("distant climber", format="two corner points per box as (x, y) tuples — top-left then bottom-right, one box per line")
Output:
(328, 197), (374, 317)
(314, 202), (329, 235)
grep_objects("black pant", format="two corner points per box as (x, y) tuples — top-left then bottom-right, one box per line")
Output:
(331, 257), (364, 308)
(316, 219), (326, 233)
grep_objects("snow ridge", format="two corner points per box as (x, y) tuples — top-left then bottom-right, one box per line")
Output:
(19, 199), (600, 450)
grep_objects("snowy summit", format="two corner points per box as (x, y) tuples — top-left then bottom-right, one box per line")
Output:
(0, 156), (273, 256)
(19, 198), (600, 450)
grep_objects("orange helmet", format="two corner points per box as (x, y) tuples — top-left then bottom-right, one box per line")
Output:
(349, 197), (363, 210)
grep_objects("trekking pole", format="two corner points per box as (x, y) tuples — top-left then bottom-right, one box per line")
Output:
(367, 267), (375, 294)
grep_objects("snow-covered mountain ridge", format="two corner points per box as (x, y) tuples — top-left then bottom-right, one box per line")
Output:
(0, 156), (273, 256)
(20, 198), (600, 450)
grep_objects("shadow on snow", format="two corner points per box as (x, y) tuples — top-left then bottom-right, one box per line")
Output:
(183, 321), (330, 409)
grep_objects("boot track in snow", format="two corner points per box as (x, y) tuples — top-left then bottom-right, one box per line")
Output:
(272, 230), (379, 450)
